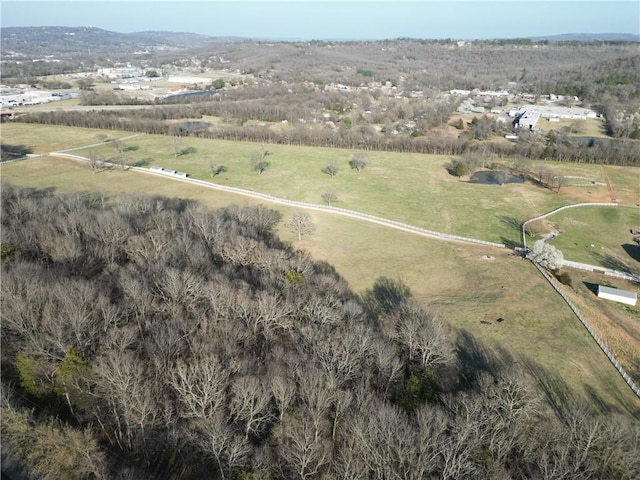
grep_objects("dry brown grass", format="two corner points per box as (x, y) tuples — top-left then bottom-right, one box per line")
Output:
(559, 271), (639, 383)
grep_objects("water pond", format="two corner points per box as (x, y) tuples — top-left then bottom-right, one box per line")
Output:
(470, 170), (524, 185)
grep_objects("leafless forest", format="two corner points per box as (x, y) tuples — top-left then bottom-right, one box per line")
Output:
(6, 39), (640, 163)
(2, 33), (640, 478)
(2, 186), (639, 479)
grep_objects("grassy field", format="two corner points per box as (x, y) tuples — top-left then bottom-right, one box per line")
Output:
(560, 269), (640, 381)
(1, 123), (134, 154)
(545, 206), (640, 274)
(2, 135), (639, 415)
(5, 123), (634, 249)
(4, 123), (636, 256)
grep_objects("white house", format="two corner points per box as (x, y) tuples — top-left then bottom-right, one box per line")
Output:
(597, 285), (637, 306)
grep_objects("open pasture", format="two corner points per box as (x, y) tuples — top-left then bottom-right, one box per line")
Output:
(2, 123), (635, 264)
(3, 123), (636, 261)
(1, 140), (639, 414)
(546, 206), (640, 274)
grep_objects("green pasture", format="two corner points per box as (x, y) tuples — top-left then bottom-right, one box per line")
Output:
(0, 123), (134, 154)
(2, 153), (639, 415)
(2, 124), (635, 259)
(546, 206), (640, 274)
(7, 124), (566, 245)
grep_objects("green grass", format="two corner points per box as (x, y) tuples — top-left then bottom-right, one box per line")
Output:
(2, 149), (639, 415)
(27, 128), (567, 245)
(545, 205), (640, 274)
(3, 123), (635, 262)
(0, 123), (133, 154)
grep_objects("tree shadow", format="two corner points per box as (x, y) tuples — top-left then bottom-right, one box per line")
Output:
(362, 277), (412, 317)
(444, 161), (456, 176)
(455, 329), (512, 389)
(591, 251), (638, 275)
(583, 282), (599, 296)
(0, 143), (34, 161)
(523, 354), (640, 419)
(130, 158), (151, 167)
(583, 384), (615, 415)
(500, 236), (522, 250)
(177, 146), (197, 157)
(622, 244), (640, 263)
(498, 215), (522, 232)
(520, 356), (579, 419)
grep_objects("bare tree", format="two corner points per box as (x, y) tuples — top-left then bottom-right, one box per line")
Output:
(513, 158), (532, 177)
(172, 134), (183, 158)
(321, 162), (339, 177)
(88, 151), (105, 174)
(111, 140), (128, 169)
(271, 375), (296, 422)
(350, 400), (417, 480)
(169, 354), (229, 419)
(321, 191), (338, 206)
(286, 212), (315, 241)
(92, 351), (153, 449)
(275, 411), (331, 480)
(372, 339), (404, 397)
(395, 300), (455, 368)
(536, 165), (555, 189)
(251, 147), (271, 174)
(349, 153), (368, 171)
(229, 376), (273, 439)
(192, 413), (251, 480)
(555, 175), (568, 193)
(524, 219), (543, 237)
(527, 240), (563, 270)
(296, 367), (336, 442)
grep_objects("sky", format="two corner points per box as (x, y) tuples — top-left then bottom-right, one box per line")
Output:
(1, 1), (639, 40)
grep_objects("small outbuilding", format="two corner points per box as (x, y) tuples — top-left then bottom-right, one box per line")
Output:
(597, 285), (637, 306)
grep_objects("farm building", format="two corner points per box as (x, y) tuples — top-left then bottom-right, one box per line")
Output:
(597, 285), (637, 306)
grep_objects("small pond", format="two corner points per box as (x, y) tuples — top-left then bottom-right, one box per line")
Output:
(470, 171), (524, 185)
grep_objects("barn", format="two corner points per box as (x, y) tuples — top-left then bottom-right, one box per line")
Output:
(597, 285), (637, 306)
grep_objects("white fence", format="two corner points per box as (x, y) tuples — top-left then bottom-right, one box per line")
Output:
(532, 261), (640, 399)
(137, 167), (506, 249)
(561, 259), (640, 283)
(521, 202), (618, 250)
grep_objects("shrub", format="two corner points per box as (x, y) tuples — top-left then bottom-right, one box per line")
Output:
(555, 270), (573, 288)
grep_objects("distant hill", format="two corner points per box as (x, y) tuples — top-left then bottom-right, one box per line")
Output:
(0, 26), (245, 59)
(530, 33), (640, 42)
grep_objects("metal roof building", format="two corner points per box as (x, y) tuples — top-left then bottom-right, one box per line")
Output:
(597, 285), (637, 306)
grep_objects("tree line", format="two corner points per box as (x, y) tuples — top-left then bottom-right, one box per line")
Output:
(13, 108), (640, 165)
(1, 185), (639, 479)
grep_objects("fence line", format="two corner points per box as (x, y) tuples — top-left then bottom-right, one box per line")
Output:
(532, 261), (640, 398)
(132, 166), (506, 249)
(561, 259), (640, 283)
(45, 153), (639, 398)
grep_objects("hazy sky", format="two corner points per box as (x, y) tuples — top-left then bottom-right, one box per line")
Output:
(2, 1), (639, 40)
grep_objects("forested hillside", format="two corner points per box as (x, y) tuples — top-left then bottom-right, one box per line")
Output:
(1, 185), (638, 479)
